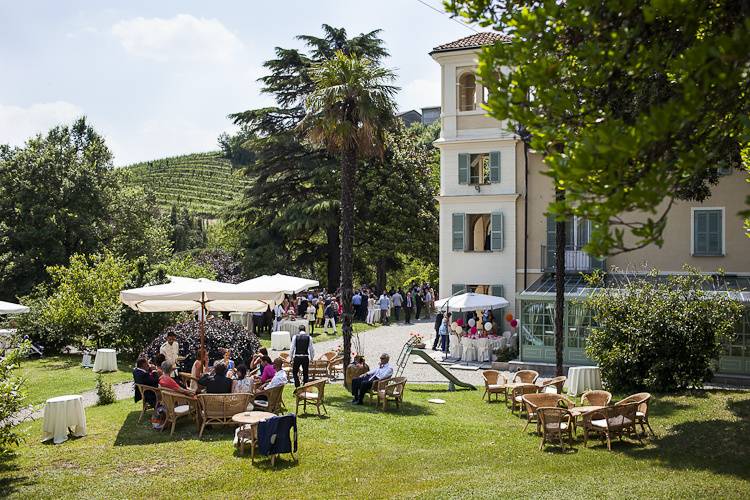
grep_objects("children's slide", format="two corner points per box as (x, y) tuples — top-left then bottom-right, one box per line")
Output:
(409, 349), (476, 390)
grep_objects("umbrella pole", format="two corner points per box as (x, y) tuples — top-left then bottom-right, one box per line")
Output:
(200, 303), (206, 356)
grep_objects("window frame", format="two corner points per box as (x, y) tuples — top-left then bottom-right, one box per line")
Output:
(691, 207), (725, 257)
(456, 70), (477, 112)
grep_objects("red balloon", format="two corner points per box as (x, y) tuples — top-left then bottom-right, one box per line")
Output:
(510, 319), (518, 328)
(505, 313), (514, 322)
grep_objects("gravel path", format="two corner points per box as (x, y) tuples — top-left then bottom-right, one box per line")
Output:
(271, 317), (492, 388)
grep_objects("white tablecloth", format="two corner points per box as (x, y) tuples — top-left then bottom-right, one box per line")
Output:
(271, 331), (291, 351)
(461, 338), (477, 362)
(42, 395), (87, 444)
(93, 349), (117, 372)
(278, 319), (308, 336)
(449, 334), (461, 358)
(565, 366), (602, 396)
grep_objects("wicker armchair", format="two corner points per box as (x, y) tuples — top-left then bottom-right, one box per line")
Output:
(253, 384), (286, 414)
(583, 402), (640, 450)
(278, 353), (293, 381)
(294, 379), (327, 416)
(308, 359), (331, 380)
(367, 377), (393, 404)
(538, 407), (574, 451)
(581, 390), (612, 407)
(328, 354), (344, 379)
(511, 383), (539, 414)
(539, 376), (566, 394)
(159, 389), (198, 436)
(197, 393), (254, 438)
(135, 383), (161, 423)
(378, 377), (407, 410)
(616, 392), (654, 436)
(522, 393), (574, 433)
(482, 370), (507, 402)
(512, 370), (540, 384)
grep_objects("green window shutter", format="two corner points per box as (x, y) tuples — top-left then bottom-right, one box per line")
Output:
(490, 212), (504, 251)
(694, 209), (723, 256)
(452, 284), (465, 295)
(489, 151), (501, 182)
(491, 284), (504, 298)
(452, 213), (465, 251)
(458, 153), (469, 184)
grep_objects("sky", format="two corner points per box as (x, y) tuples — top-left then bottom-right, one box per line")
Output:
(0, 0), (475, 165)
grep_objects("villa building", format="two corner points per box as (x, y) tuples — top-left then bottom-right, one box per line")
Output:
(431, 33), (750, 377)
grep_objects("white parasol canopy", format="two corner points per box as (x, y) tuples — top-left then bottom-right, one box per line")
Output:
(0, 300), (30, 314)
(435, 292), (509, 312)
(238, 273), (319, 295)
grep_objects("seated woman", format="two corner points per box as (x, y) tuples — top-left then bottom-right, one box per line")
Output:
(250, 347), (268, 374)
(254, 358), (287, 402)
(158, 361), (194, 396)
(232, 365), (254, 393)
(222, 347), (236, 376)
(253, 355), (275, 386)
(189, 349), (207, 392)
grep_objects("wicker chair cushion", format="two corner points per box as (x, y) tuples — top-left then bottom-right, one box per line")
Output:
(254, 401), (269, 408)
(299, 392), (319, 400)
(174, 404), (191, 415)
(544, 422), (569, 431)
(591, 416), (633, 429)
(636, 411), (645, 418)
(488, 384), (504, 390)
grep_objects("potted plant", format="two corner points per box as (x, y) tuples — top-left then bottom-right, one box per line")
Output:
(410, 332), (426, 349)
(491, 346), (517, 370)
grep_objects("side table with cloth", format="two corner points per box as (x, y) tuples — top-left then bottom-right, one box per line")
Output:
(42, 395), (87, 444)
(93, 348), (117, 372)
(271, 331), (291, 351)
(278, 319), (308, 336)
(565, 366), (603, 396)
(461, 338), (477, 363)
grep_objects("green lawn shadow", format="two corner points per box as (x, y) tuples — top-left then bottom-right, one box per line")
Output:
(325, 394), (435, 416)
(0, 452), (33, 496)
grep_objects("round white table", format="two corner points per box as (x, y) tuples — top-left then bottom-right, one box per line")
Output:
(42, 395), (87, 444)
(278, 319), (308, 336)
(271, 330), (291, 351)
(93, 349), (117, 372)
(565, 366), (603, 396)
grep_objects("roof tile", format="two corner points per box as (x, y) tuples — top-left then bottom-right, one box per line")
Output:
(431, 32), (510, 53)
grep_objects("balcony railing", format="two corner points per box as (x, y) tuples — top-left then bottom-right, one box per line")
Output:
(541, 245), (606, 273)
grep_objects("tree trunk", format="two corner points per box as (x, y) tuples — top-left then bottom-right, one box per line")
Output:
(340, 145), (357, 371)
(326, 224), (341, 291)
(376, 258), (387, 292)
(554, 187), (566, 377)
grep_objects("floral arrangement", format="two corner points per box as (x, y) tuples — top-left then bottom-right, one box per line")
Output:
(409, 332), (424, 343)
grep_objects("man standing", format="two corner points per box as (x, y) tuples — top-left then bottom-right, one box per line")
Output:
(350, 353), (394, 404)
(378, 292), (390, 325)
(289, 325), (315, 387)
(415, 290), (423, 320)
(273, 301), (284, 331)
(404, 291), (413, 325)
(433, 311), (450, 350)
(352, 290), (362, 322)
(160, 332), (180, 372)
(423, 288), (433, 319)
(391, 289), (403, 322)
(324, 300), (337, 334)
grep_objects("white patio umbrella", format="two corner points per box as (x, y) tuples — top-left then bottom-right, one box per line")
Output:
(0, 300), (30, 314)
(238, 273), (319, 295)
(435, 292), (509, 312)
(120, 277), (284, 353)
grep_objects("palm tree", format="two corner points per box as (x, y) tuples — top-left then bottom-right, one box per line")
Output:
(301, 51), (397, 370)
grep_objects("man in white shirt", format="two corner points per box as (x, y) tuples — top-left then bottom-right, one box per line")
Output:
(351, 353), (394, 404)
(289, 325), (315, 387)
(159, 333), (179, 371)
(378, 293), (390, 325)
(265, 358), (289, 390)
(273, 302), (284, 331)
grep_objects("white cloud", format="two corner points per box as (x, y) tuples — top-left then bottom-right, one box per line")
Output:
(397, 78), (441, 113)
(0, 101), (83, 146)
(111, 14), (243, 63)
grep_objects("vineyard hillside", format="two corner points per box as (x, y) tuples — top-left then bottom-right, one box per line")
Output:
(119, 152), (249, 217)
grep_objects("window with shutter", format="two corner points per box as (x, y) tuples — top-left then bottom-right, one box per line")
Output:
(693, 209), (723, 256)
(458, 154), (469, 184)
(452, 284), (465, 295)
(490, 212), (503, 251)
(489, 151), (501, 182)
(452, 213), (465, 251)
(491, 284), (504, 298)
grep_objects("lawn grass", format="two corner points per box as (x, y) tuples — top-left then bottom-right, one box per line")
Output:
(16, 355), (134, 407)
(256, 320), (376, 349)
(3, 385), (750, 498)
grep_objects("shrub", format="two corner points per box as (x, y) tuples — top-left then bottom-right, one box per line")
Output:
(96, 374), (115, 406)
(0, 340), (29, 452)
(143, 318), (261, 370)
(584, 269), (744, 392)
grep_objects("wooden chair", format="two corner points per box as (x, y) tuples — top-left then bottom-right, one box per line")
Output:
(511, 383), (539, 415)
(583, 402), (640, 450)
(197, 393), (254, 438)
(328, 354), (344, 379)
(135, 383), (161, 423)
(253, 384), (286, 414)
(512, 370), (539, 384)
(539, 376), (566, 394)
(616, 392), (654, 436)
(378, 377), (407, 410)
(159, 389), (198, 436)
(538, 407), (574, 451)
(581, 390), (612, 407)
(482, 370), (506, 402)
(522, 393), (574, 433)
(367, 377), (393, 404)
(308, 359), (330, 380)
(294, 378), (327, 416)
